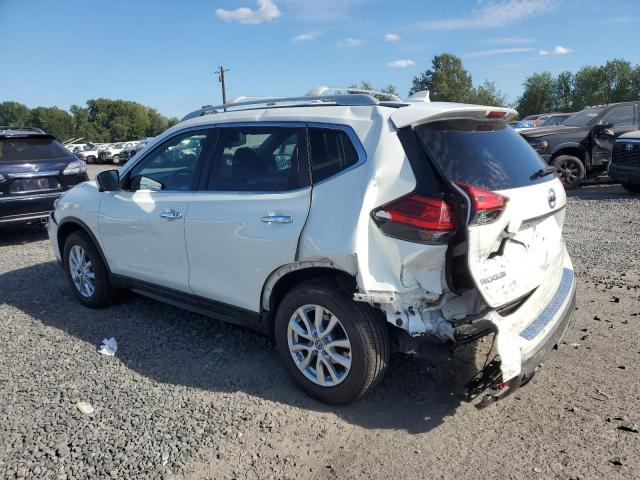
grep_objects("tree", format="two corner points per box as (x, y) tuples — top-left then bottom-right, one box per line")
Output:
(572, 66), (605, 110)
(409, 53), (474, 103)
(552, 71), (574, 112)
(29, 107), (75, 140)
(600, 59), (633, 104)
(0, 101), (31, 127)
(515, 72), (555, 117)
(473, 80), (506, 107)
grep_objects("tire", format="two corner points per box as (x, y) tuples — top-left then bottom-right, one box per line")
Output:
(87, 156), (96, 164)
(63, 231), (115, 308)
(621, 183), (640, 194)
(551, 155), (585, 190)
(112, 155), (120, 165)
(274, 279), (389, 404)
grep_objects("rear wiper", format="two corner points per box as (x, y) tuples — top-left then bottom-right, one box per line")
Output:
(530, 166), (557, 180)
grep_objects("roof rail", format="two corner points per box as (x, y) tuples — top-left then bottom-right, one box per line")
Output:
(306, 85), (402, 102)
(0, 126), (45, 133)
(180, 93), (381, 122)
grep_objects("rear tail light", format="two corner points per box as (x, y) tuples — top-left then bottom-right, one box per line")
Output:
(62, 160), (87, 175)
(486, 111), (507, 119)
(456, 183), (507, 225)
(371, 192), (457, 244)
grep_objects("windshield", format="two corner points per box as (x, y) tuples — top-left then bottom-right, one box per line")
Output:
(563, 108), (604, 127)
(415, 119), (551, 191)
(542, 115), (568, 126)
(0, 137), (71, 162)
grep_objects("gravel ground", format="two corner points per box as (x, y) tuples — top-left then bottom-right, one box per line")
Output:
(1, 176), (639, 479)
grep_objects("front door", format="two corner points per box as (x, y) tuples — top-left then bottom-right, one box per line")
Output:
(592, 104), (638, 166)
(99, 128), (213, 292)
(185, 124), (312, 312)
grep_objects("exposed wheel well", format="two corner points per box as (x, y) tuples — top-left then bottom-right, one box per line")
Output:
(263, 267), (358, 338)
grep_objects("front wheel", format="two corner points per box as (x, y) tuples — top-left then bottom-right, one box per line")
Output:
(274, 280), (389, 404)
(551, 155), (585, 190)
(622, 183), (640, 194)
(87, 156), (96, 164)
(63, 231), (115, 308)
(112, 155), (120, 165)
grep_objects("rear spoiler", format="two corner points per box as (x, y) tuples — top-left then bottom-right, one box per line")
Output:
(391, 103), (518, 129)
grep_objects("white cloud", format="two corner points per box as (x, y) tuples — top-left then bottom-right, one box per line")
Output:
(552, 45), (572, 55)
(465, 47), (535, 58)
(336, 37), (365, 48)
(539, 45), (572, 56)
(420, 0), (557, 30)
(385, 33), (401, 42)
(215, 0), (281, 24)
(387, 59), (416, 68)
(484, 36), (534, 45)
(292, 31), (321, 42)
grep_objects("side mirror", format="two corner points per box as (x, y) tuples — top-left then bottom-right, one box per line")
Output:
(96, 169), (120, 192)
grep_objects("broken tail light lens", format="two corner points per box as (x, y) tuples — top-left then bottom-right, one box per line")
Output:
(371, 192), (457, 244)
(456, 183), (507, 225)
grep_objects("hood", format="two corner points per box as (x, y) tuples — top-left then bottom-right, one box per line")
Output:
(519, 125), (585, 139)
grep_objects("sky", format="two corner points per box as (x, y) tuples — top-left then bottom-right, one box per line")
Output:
(1, 0), (639, 119)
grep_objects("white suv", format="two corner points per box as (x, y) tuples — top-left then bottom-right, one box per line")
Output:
(48, 88), (576, 405)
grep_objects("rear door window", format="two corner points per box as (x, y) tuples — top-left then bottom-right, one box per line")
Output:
(601, 105), (635, 126)
(0, 137), (70, 162)
(415, 119), (550, 191)
(308, 128), (360, 183)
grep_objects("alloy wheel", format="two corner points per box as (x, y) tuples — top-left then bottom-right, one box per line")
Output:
(557, 159), (581, 184)
(68, 245), (96, 298)
(287, 304), (352, 387)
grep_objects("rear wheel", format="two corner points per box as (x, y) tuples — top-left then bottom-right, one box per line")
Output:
(112, 155), (120, 165)
(274, 280), (389, 404)
(551, 155), (585, 189)
(622, 183), (640, 194)
(87, 155), (96, 164)
(63, 232), (114, 308)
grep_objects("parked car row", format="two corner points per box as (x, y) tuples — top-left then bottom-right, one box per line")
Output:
(518, 101), (640, 189)
(65, 139), (153, 165)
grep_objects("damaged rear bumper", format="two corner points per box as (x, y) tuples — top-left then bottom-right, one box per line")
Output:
(467, 267), (576, 408)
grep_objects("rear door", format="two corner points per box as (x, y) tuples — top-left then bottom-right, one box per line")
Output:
(185, 123), (311, 312)
(413, 118), (568, 308)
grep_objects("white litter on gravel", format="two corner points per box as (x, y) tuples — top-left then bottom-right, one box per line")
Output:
(98, 337), (117, 356)
(75, 402), (95, 414)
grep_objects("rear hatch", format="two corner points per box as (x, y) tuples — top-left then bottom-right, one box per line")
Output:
(412, 117), (566, 308)
(0, 135), (78, 197)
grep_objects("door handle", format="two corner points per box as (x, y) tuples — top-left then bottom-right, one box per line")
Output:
(160, 209), (183, 220)
(261, 215), (293, 224)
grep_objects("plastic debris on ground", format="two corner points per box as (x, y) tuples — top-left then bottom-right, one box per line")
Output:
(98, 337), (118, 356)
(75, 402), (95, 414)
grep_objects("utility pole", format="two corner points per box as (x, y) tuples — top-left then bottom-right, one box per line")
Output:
(215, 66), (229, 104)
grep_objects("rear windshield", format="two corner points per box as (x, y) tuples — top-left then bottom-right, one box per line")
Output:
(0, 137), (70, 162)
(415, 119), (551, 191)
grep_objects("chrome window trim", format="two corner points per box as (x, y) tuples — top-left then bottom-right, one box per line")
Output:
(616, 138), (640, 144)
